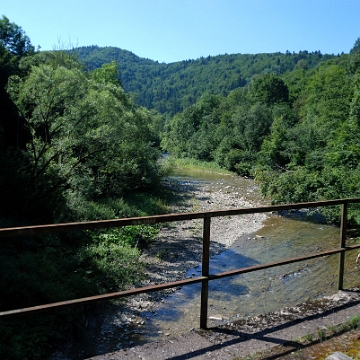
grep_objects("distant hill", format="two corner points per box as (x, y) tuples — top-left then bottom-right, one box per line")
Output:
(73, 45), (336, 115)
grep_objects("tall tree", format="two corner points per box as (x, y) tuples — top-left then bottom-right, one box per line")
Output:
(250, 74), (289, 106)
(5, 54), (159, 222)
(0, 15), (34, 56)
(0, 16), (34, 150)
(350, 36), (360, 55)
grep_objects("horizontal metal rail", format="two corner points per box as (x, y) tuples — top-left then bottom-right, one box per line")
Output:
(0, 277), (206, 317)
(2, 244), (360, 318)
(1, 198), (360, 329)
(1, 198), (360, 239)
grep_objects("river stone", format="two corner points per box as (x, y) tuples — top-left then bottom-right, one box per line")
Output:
(325, 352), (353, 360)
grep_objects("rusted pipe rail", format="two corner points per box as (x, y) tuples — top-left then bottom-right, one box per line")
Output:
(1, 198), (360, 238)
(1, 198), (360, 329)
(2, 244), (360, 319)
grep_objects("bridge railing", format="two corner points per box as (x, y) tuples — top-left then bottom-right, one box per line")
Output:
(1, 198), (360, 329)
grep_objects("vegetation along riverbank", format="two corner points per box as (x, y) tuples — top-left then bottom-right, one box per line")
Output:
(2, 15), (360, 359)
(49, 163), (268, 359)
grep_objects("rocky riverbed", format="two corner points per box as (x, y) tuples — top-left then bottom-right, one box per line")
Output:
(51, 173), (360, 359)
(50, 174), (269, 359)
(139, 176), (268, 295)
(92, 176), (268, 351)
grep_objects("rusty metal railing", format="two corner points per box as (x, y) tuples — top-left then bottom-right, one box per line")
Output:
(1, 198), (360, 329)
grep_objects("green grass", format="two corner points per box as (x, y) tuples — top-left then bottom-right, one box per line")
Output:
(317, 328), (326, 341)
(156, 247), (169, 260)
(350, 315), (360, 328)
(162, 156), (233, 174)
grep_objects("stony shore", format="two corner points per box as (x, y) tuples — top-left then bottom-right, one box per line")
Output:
(91, 175), (269, 356)
(52, 174), (360, 359)
(134, 176), (268, 309)
(51, 173), (269, 359)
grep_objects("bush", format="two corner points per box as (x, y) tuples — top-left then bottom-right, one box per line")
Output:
(0, 222), (160, 359)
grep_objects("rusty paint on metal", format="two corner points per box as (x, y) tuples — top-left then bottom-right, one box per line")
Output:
(200, 217), (211, 329)
(338, 203), (348, 290)
(0, 276), (207, 317)
(2, 198), (360, 238)
(206, 246), (360, 281)
(2, 244), (359, 319)
(1, 197), (360, 330)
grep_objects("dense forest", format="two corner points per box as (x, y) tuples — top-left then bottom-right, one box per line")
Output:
(2, 14), (360, 359)
(160, 46), (360, 224)
(76, 40), (360, 225)
(74, 45), (336, 116)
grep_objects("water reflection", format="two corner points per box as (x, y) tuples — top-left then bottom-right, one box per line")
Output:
(138, 220), (339, 342)
(51, 170), (360, 359)
(135, 171), (359, 343)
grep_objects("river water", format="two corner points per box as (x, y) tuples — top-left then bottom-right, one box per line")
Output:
(132, 169), (360, 344)
(57, 170), (360, 358)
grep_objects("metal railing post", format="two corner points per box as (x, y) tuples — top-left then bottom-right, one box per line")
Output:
(338, 202), (347, 290)
(3, 198), (360, 320)
(200, 216), (211, 329)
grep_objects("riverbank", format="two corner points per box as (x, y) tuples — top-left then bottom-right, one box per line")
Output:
(50, 172), (269, 359)
(50, 170), (360, 359)
(96, 174), (269, 349)
(89, 289), (360, 360)
(51, 171), (360, 359)
(140, 175), (268, 296)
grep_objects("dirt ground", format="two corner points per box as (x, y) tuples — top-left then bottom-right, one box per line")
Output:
(52, 174), (360, 359)
(245, 328), (360, 359)
(88, 290), (360, 359)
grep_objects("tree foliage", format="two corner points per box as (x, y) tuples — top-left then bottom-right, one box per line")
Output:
(160, 45), (360, 226)
(161, 77), (285, 176)
(0, 16), (35, 151)
(254, 56), (360, 223)
(0, 19), (163, 359)
(0, 15), (34, 56)
(350, 36), (360, 55)
(74, 46), (334, 116)
(251, 74), (289, 105)
(3, 52), (160, 223)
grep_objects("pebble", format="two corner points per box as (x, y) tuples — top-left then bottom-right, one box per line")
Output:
(88, 178), (268, 350)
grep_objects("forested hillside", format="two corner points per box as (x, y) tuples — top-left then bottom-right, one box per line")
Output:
(161, 45), (360, 224)
(74, 45), (335, 115)
(74, 41), (360, 226)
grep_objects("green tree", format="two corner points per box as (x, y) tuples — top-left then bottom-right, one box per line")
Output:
(250, 74), (289, 106)
(161, 112), (194, 157)
(0, 15), (34, 56)
(6, 55), (159, 222)
(350, 36), (360, 55)
(0, 16), (34, 150)
(254, 56), (360, 225)
(90, 60), (122, 86)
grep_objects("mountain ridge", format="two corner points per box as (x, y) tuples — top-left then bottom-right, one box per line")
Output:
(73, 45), (336, 115)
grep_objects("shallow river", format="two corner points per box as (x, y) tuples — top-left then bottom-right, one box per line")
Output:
(133, 169), (360, 344)
(58, 170), (360, 358)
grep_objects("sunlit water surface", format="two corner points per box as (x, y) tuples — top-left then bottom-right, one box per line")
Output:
(133, 169), (359, 344)
(59, 170), (360, 358)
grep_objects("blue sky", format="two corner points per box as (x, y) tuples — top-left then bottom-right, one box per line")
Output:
(3, 0), (360, 63)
